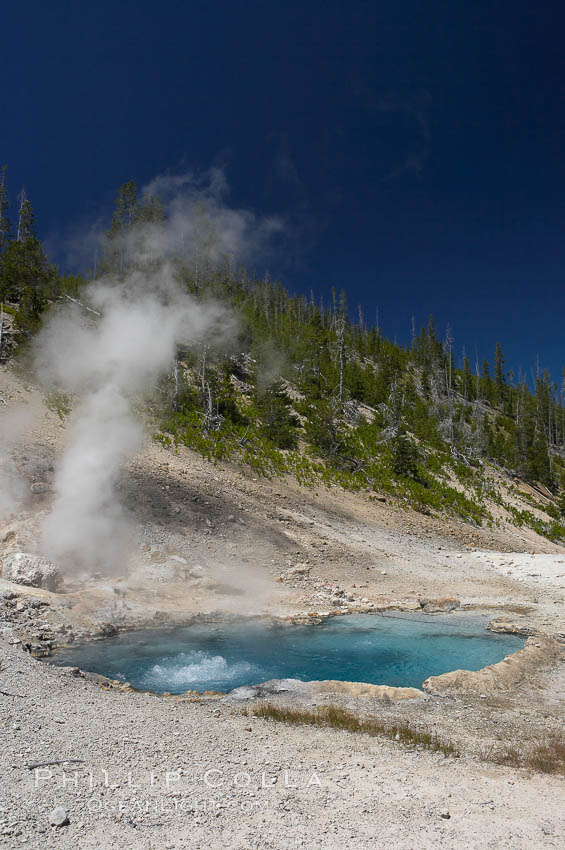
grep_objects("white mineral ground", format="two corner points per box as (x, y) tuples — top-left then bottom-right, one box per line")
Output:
(1, 367), (564, 849)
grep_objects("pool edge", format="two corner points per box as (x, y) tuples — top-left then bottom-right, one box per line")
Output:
(421, 635), (562, 695)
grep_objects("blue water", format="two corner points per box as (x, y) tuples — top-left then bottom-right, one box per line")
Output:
(49, 613), (524, 694)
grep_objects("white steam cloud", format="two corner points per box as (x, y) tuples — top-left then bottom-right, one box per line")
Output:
(141, 168), (284, 264)
(35, 269), (233, 574)
(58, 167), (285, 274)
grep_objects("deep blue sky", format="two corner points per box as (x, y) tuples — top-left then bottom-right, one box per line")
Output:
(2, 1), (564, 382)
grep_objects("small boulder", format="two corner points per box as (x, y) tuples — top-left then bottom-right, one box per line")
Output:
(1, 528), (17, 544)
(286, 564), (310, 579)
(30, 482), (51, 495)
(419, 596), (460, 613)
(49, 807), (69, 827)
(1, 553), (63, 593)
(97, 622), (119, 638)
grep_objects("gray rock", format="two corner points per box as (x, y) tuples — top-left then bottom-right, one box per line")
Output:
(96, 622), (119, 637)
(80, 670), (115, 685)
(30, 482), (51, 495)
(1, 553), (63, 593)
(286, 565), (310, 579)
(49, 807), (69, 827)
(419, 596), (460, 613)
(224, 678), (308, 702)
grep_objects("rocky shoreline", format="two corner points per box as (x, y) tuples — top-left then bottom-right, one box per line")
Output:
(1, 570), (562, 710)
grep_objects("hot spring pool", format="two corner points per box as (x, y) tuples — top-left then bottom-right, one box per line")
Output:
(49, 613), (525, 694)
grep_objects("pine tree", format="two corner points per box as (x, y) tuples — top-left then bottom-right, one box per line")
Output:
(16, 189), (35, 242)
(528, 430), (552, 487)
(136, 192), (164, 226)
(0, 238), (57, 326)
(391, 428), (420, 479)
(462, 355), (473, 400)
(494, 342), (506, 408)
(0, 192), (58, 326)
(100, 181), (168, 276)
(255, 380), (299, 449)
(101, 180), (139, 274)
(0, 166), (11, 252)
(481, 359), (494, 405)
(108, 180), (139, 236)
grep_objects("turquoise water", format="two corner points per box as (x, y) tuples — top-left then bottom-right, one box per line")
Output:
(50, 613), (524, 694)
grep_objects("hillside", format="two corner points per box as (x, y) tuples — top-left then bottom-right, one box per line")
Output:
(1, 179), (564, 548)
(150, 271), (565, 548)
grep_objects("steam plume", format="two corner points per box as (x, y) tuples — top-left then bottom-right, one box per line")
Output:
(35, 268), (232, 574)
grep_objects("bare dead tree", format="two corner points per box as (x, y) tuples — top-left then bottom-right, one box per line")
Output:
(198, 346), (223, 432)
(63, 294), (102, 317)
(0, 166), (9, 251)
(200, 346), (207, 398)
(337, 316), (346, 403)
(16, 188), (26, 242)
(357, 304), (364, 334)
(443, 325), (455, 445)
(474, 347), (481, 403)
(171, 358), (179, 411)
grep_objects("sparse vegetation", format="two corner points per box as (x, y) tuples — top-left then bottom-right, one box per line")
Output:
(43, 389), (72, 421)
(249, 705), (565, 776)
(505, 504), (565, 543)
(249, 703), (460, 758)
(487, 733), (565, 775)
